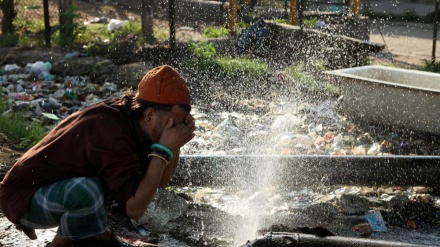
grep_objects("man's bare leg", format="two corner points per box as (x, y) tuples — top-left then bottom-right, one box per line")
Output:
(47, 233), (72, 247)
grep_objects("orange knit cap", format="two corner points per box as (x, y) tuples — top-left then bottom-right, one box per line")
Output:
(137, 65), (190, 105)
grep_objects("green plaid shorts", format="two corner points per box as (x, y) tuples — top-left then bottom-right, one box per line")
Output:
(18, 177), (109, 240)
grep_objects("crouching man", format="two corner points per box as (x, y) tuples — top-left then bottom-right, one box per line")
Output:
(0, 65), (195, 247)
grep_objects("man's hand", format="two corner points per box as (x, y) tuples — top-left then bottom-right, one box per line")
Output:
(158, 115), (195, 152)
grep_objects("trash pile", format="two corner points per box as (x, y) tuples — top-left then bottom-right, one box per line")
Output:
(184, 99), (440, 156)
(1, 61), (121, 122)
(1, 60), (439, 157)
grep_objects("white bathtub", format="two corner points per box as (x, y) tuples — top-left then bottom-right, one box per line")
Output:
(324, 65), (440, 136)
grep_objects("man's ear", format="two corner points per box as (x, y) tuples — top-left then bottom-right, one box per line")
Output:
(143, 107), (156, 123)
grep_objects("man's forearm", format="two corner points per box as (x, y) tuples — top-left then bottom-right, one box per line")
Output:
(159, 150), (180, 188)
(125, 157), (166, 220)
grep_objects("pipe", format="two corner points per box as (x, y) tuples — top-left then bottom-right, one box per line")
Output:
(242, 232), (436, 247)
(174, 155), (440, 187)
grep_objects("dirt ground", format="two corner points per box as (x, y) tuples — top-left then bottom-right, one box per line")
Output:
(369, 20), (440, 69)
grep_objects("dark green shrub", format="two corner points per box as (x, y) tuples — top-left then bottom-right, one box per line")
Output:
(57, 5), (84, 49)
(0, 92), (47, 149)
(285, 64), (340, 98)
(423, 60), (440, 73)
(203, 26), (230, 38)
(0, 33), (19, 47)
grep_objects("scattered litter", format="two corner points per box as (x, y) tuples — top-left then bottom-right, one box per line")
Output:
(41, 113), (60, 121)
(107, 19), (129, 32)
(365, 210), (387, 232)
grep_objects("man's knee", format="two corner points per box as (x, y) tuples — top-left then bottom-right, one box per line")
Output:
(64, 177), (105, 210)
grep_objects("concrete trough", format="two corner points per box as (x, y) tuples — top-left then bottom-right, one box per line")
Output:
(324, 65), (440, 136)
(174, 155), (440, 188)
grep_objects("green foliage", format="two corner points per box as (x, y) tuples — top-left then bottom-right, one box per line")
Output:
(188, 41), (217, 59)
(76, 24), (108, 46)
(236, 21), (249, 29)
(57, 5), (85, 49)
(0, 92), (7, 113)
(423, 60), (440, 73)
(112, 21), (143, 43)
(402, 9), (419, 22)
(184, 40), (271, 100)
(184, 41), (218, 75)
(203, 26), (230, 38)
(14, 19), (45, 33)
(112, 21), (142, 36)
(0, 92), (47, 149)
(285, 64), (340, 98)
(184, 42), (272, 100)
(271, 19), (288, 24)
(215, 56), (268, 77)
(303, 18), (318, 28)
(186, 41), (268, 77)
(24, 5), (41, 10)
(85, 21), (144, 58)
(0, 113), (47, 149)
(154, 25), (169, 42)
(235, 21), (250, 33)
(82, 21), (169, 52)
(12, 19), (47, 46)
(0, 33), (19, 47)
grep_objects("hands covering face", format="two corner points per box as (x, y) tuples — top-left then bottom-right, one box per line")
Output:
(157, 114), (195, 152)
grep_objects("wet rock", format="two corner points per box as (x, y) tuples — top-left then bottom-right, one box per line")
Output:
(364, 197), (383, 208)
(338, 194), (370, 215)
(303, 202), (338, 222)
(413, 186), (431, 194)
(415, 194), (432, 204)
(134, 189), (189, 232)
(214, 116), (243, 138)
(271, 113), (302, 132)
(359, 186), (376, 196)
(380, 194), (410, 209)
(169, 203), (239, 247)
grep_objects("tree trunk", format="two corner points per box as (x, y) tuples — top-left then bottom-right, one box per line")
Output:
(2, 0), (15, 35)
(59, 0), (74, 48)
(142, 0), (154, 42)
(43, 0), (51, 47)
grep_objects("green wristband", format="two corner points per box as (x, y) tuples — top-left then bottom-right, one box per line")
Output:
(151, 144), (173, 159)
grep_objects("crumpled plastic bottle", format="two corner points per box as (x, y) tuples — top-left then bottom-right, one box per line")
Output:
(26, 61), (55, 81)
(4, 64), (21, 73)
